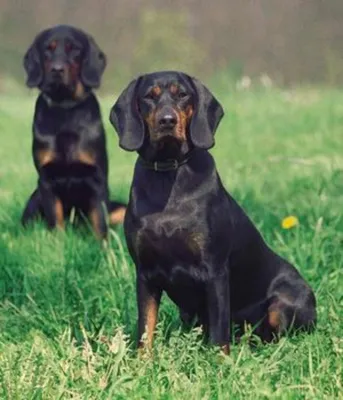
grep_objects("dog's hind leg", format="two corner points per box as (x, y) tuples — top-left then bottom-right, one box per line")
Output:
(232, 271), (316, 343)
(21, 188), (43, 226)
(265, 272), (317, 338)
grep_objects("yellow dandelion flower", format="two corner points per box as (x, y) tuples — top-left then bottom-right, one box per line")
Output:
(282, 215), (299, 229)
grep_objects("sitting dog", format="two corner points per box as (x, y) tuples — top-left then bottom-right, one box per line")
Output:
(21, 25), (126, 239)
(109, 71), (316, 353)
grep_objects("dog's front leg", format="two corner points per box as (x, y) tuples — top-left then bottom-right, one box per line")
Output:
(137, 276), (162, 351)
(21, 188), (42, 226)
(39, 182), (64, 229)
(206, 272), (231, 354)
(88, 197), (108, 240)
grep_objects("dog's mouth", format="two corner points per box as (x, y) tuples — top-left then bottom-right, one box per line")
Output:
(151, 128), (176, 140)
(148, 135), (184, 160)
(42, 80), (75, 101)
(155, 134), (179, 146)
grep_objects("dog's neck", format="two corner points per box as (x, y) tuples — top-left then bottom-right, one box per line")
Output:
(137, 149), (196, 172)
(132, 149), (217, 215)
(41, 92), (91, 109)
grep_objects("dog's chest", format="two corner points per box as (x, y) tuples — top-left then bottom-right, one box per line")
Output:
(134, 213), (209, 283)
(34, 103), (101, 146)
(33, 107), (102, 176)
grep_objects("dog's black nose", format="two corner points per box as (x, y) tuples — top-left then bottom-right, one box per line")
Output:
(51, 62), (65, 74)
(158, 114), (177, 129)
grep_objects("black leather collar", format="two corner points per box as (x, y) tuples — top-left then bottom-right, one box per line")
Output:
(42, 92), (90, 109)
(138, 151), (194, 172)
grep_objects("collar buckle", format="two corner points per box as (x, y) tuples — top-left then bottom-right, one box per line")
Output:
(153, 159), (179, 171)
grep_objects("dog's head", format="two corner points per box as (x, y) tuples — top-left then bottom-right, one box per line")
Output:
(24, 25), (106, 101)
(110, 71), (224, 160)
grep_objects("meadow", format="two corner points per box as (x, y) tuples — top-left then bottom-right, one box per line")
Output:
(0, 86), (342, 399)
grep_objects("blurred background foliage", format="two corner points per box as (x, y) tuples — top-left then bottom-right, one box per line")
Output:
(1, 0), (343, 93)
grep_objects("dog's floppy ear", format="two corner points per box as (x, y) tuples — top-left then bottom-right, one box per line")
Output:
(109, 77), (145, 151)
(81, 35), (106, 88)
(23, 37), (43, 88)
(189, 77), (224, 149)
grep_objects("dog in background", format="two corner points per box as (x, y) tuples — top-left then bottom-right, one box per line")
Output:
(22, 25), (126, 239)
(109, 71), (316, 353)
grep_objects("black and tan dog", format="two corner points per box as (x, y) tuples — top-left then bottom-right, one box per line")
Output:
(22, 25), (126, 239)
(109, 71), (316, 353)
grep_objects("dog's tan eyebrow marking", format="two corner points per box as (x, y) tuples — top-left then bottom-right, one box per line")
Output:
(47, 40), (57, 50)
(169, 84), (179, 94)
(151, 86), (162, 96)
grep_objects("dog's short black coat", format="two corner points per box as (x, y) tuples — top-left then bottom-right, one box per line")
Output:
(109, 71), (316, 353)
(22, 25), (126, 238)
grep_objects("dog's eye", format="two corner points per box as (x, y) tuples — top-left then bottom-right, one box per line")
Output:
(144, 92), (156, 100)
(47, 41), (57, 52)
(65, 43), (73, 53)
(178, 91), (189, 100)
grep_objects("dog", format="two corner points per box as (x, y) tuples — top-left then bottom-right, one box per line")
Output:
(109, 71), (316, 353)
(21, 25), (126, 239)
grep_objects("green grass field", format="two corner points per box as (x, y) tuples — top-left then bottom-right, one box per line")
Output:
(0, 87), (342, 399)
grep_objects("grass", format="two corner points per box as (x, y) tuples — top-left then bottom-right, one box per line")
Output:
(0, 86), (342, 399)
